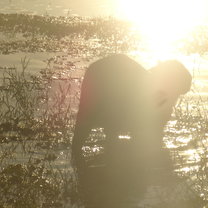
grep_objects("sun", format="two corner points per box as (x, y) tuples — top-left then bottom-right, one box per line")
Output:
(116, 0), (207, 60)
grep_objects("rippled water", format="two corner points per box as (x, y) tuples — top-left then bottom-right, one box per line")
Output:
(0, 34), (207, 176)
(0, 11), (208, 206)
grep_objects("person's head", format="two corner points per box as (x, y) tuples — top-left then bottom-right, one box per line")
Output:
(150, 60), (192, 103)
(149, 60), (192, 125)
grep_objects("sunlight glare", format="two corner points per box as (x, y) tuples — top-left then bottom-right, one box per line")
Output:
(116, 0), (207, 60)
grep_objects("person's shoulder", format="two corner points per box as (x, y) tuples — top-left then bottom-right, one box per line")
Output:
(89, 54), (147, 74)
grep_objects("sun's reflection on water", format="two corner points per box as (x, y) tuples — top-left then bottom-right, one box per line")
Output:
(118, 135), (131, 140)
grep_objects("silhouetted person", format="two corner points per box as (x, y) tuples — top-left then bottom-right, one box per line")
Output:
(72, 54), (192, 207)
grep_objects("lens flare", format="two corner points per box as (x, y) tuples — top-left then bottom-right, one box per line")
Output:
(116, 0), (207, 60)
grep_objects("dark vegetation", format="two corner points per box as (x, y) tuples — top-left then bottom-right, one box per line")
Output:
(0, 13), (208, 207)
(0, 59), (80, 208)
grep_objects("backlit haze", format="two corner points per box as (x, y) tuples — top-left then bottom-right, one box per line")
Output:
(1, 0), (208, 196)
(1, 0), (208, 83)
(115, 0), (208, 61)
(2, 0), (208, 62)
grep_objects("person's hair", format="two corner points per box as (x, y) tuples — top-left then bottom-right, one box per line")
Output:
(150, 60), (192, 95)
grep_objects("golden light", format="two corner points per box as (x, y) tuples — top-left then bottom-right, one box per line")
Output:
(116, 0), (207, 60)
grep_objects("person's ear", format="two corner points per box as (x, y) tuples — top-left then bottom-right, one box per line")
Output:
(155, 91), (168, 107)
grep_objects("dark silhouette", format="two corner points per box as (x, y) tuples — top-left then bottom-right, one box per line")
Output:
(72, 54), (192, 207)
